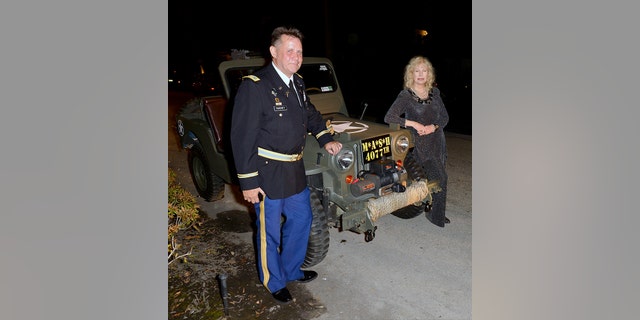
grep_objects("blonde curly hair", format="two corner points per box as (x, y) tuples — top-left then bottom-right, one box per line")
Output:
(403, 56), (436, 93)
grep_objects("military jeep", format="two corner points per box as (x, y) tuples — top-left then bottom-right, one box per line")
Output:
(176, 57), (439, 267)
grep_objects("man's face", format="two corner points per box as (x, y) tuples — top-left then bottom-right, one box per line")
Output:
(271, 34), (303, 77)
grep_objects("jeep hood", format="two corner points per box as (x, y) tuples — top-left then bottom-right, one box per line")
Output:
(325, 113), (403, 142)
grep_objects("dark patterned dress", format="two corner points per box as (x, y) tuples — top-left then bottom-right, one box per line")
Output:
(384, 87), (450, 227)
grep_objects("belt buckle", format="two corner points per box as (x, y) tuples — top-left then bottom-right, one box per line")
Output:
(292, 153), (302, 161)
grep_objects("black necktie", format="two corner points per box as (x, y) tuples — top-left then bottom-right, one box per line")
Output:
(289, 79), (301, 106)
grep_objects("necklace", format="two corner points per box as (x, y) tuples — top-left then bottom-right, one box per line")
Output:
(409, 88), (432, 104)
(412, 88), (428, 98)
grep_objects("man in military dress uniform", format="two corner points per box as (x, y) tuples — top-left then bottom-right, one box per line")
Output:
(230, 26), (342, 304)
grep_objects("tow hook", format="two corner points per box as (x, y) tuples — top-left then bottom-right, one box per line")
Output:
(364, 226), (378, 242)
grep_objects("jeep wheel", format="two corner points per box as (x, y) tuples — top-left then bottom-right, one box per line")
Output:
(302, 189), (330, 268)
(188, 145), (225, 201)
(390, 151), (428, 219)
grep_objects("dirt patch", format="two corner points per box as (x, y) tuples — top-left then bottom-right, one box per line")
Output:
(168, 210), (327, 319)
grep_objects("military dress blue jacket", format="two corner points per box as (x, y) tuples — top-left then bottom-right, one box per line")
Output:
(230, 63), (335, 199)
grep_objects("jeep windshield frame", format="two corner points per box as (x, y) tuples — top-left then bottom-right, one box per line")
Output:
(218, 57), (350, 116)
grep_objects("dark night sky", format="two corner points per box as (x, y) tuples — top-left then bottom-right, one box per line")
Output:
(169, 1), (471, 134)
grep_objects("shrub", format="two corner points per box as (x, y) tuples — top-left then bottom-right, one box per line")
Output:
(168, 168), (200, 263)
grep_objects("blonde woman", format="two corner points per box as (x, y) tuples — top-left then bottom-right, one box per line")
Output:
(384, 56), (450, 227)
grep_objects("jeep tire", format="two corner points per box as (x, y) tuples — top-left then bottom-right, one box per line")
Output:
(188, 144), (225, 201)
(302, 189), (330, 268)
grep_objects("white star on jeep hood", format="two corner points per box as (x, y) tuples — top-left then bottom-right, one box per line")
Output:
(330, 120), (369, 134)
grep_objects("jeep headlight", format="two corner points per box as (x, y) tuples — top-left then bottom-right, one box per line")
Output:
(395, 135), (410, 154)
(335, 148), (354, 170)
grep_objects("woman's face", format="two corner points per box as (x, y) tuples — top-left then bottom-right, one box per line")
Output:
(413, 63), (429, 86)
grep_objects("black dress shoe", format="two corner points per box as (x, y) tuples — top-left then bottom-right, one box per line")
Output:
(296, 270), (318, 283)
(271, 287), (293, 304)
(444, 217), (451, 224)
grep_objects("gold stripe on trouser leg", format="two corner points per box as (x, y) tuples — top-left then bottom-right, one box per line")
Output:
(259, 197), (270, 292)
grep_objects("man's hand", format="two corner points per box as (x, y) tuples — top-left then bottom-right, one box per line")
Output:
(243, 188), (265, 204)
(324, 141), (343, 155)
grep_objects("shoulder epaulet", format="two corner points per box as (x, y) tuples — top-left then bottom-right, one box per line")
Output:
(242, 75), (260, 82)
(294, 72), (303, 79)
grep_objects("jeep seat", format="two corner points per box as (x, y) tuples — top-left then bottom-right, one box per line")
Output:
(203, 96), (227, 152)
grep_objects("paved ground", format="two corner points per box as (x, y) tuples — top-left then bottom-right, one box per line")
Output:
(168, 91), (472, 319)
